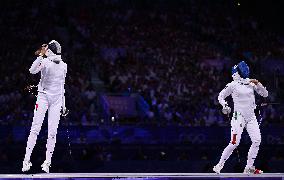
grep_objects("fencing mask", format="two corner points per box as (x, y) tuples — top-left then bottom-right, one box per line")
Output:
(232, 61), (250, 79)
(46, 40), (61, 56)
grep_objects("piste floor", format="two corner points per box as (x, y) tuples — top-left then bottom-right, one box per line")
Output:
(0, 173), (283, 179)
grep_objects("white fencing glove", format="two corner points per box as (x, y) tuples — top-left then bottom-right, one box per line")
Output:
(222, 104), (231, 115)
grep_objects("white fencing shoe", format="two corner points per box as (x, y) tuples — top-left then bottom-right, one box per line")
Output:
(213, 163), (224, 174)
(41, 160), (51, 173)
(22, 160), (32, 172)
(244, 166), (263, 174)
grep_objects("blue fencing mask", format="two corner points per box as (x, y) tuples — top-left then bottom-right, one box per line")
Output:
(232, 61), (250, 79)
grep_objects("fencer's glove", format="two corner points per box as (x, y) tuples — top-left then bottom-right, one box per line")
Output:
(222, 104), (231, 115)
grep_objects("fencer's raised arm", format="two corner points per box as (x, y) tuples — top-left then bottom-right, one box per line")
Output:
(253, 82), (268, 97)
(29, 56), (47, 74)
(218, 82), (234, 107)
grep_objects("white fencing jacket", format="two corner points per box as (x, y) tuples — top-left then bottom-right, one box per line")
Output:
(218, 77), (268, 118)
(29, 55), (67, 108)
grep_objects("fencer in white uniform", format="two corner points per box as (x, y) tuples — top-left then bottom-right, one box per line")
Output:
(22, 40), (67, 173)
(213, 61), (268, 174)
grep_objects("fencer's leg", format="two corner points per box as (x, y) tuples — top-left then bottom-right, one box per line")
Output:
(245, 116), (261, 169)
(24, 93), (48, 162)
(217, 131), (243, 166)
(216, 112), (245, 170)
(45, 95), (62, 164)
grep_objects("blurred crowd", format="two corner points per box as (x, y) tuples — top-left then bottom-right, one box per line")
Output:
(0, 0), (284, 127)
(1, 0), (284, 174)
(82, 0), (283, 126)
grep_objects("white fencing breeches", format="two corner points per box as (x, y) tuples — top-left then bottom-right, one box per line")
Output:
(218, 111), (261, 168)
(24, 92), (62, 163)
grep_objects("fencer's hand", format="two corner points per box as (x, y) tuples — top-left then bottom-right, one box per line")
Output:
(222, 104), (231, 115)
(35, 44), (47, 56)
(250, 79), (259, 85)
(35, 48), (45, 56)
(35, 49), (41, 56)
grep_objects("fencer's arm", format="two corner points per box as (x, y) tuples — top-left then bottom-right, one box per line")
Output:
(254, 82), (268, 97)
(29, 56), (45, 74)
(218, 83), (234, 107)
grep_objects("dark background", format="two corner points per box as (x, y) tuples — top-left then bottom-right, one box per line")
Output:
(0, 0), (283, 173)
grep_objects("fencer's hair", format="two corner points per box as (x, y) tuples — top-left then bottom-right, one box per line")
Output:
(48, 40), (61, 55)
